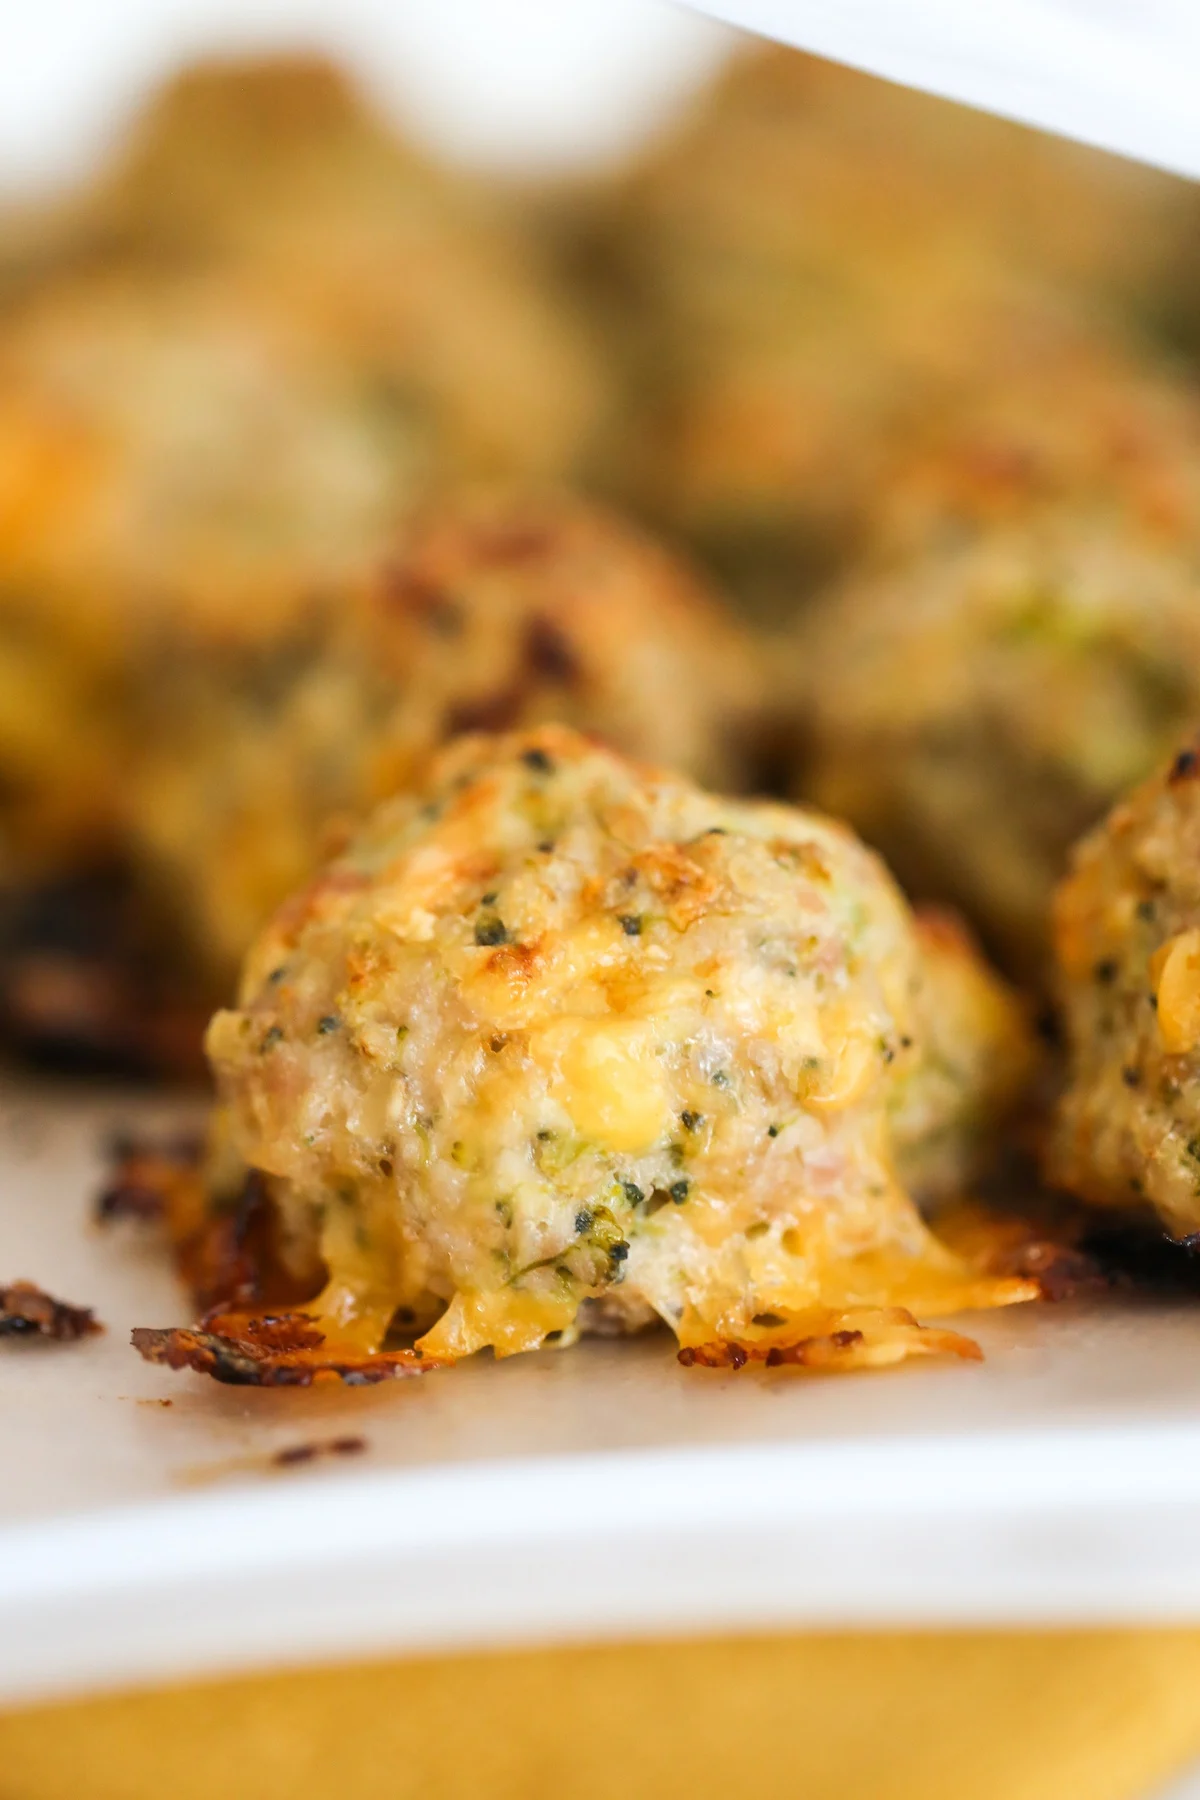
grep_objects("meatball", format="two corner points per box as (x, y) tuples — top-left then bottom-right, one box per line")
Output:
(896, 908), (1036, 1207)
(0, 54), (602, 884)
(80, 57), (600, 473)
(0, 178), (600, 877)
(800, 514), (1200, 977)
(204, 726), (1034, 1367)
(0, 55), (406, 305)
(128, 489), (765, 990)
(0, 266), (410, 875)
(1050, 735), (1200, 1240)
(588, 44), (1174, 619)
(84, 53), (440, 261)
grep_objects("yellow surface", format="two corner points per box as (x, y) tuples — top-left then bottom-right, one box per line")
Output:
(5, 1630), (1200, 1800)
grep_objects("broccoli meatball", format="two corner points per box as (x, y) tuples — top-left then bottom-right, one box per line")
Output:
(128, 489), (765, 990)
(0, 266), (411, 874)
(0, 57), (602, 883)
(0, 218), (599, 875)
(204, 726), (1033, 1366)
(1050, 736), (1200, 1239)
(81, 57), (600, 474)
(800, 514), (1200, 977)
(587, 44), (1174, 619)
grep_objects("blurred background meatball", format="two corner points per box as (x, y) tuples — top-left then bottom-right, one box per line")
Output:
(0, 57), (602, 882)
(785, 332), (1200, 976)
(569, 45), (1196, 623)
(867, 338), (1200, 563)
(798, 512), (1200, 979)
(127, 488), (764, 995)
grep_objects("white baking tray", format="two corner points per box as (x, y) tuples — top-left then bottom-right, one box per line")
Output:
(4, 1080), (1200, 1709)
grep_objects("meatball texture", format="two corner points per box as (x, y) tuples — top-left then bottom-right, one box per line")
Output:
(206, 727), (1032, 1364)
(1050, 736), (1200, 1239)
(129, 489), (764, 989)
(800, 514), (1200, 977)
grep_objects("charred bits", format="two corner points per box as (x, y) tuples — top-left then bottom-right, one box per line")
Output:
(524, 617), (580, 686)
(1169, 745), (1200, 784)
(273, 1435), (368, 1469)
(0, 1280), (101, 1341)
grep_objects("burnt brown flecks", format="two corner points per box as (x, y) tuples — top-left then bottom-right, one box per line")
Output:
(96, 1130), (203, 1223)
(381, 566), (464, 637)
(524, 616), (581, 687)
(0, 1280), (101, 1341)
(470, 520), (555, 565)
(272, 1434), (368, 1468)
(1168, 743), (1200, 784)
(131, 1313), (446, 1388)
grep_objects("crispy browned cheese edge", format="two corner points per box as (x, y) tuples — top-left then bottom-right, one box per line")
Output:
(0, 1279), (102, 1341)
(131, 1315), (444, 1388)
(677, 1308), (983, 1373)
(104, 1140), (1147, 1388)
(105, 1138), (452, 1385)
(675, 1207), (1123, 1375)
(934, 1199), (1110, 1303)
(98, 1137), (307, 1315)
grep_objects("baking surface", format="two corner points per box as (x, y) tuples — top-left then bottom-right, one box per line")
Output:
(5, 1076), (1200, 1525)
(5, 1076), (1200, 1705)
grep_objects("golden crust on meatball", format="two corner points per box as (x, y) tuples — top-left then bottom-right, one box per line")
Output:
(128, 490), (764, 987)
(800, 515), (1200, 976)
(203, 726), (1035, 1369)
(1050, 735), (1200, 1239)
